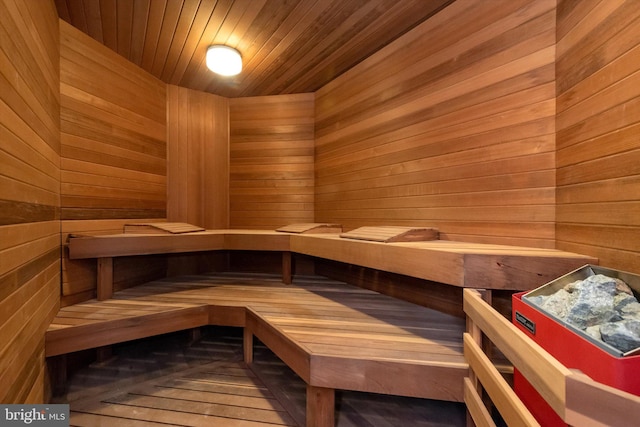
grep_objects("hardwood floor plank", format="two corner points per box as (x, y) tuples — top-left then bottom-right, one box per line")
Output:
(71, 412), (183, 426)
(102, 394), (296, 426)
(158, 378), (273, 400)
(133, 385), (286, 411)
(58, 327), (466, 427)
(69, 359), (297, 426)
(73, 403), (294, 427)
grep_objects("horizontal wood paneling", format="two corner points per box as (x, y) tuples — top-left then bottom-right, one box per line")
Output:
(60, 20), (168, 303)
(555, 0), (640, 274)
(60, 19), (167, 221)
(0, 0), (60, 403)
(314, 0), (557, 247)
(229, 94), (315, 229)
(0, 200), (57, 226)
(167, 84), (229, 229)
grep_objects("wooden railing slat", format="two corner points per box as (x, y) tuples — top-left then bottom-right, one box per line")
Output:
(463, 377), (497, 427)
(464, 333), (539, 427)
(565, 373), (640, 427)
(463, 289), (570, 417)
(463, 288), (640, 427)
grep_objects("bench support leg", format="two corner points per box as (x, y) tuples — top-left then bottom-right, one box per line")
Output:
(243, 328), (253, 364)
(47, 355), (67, 397)
(282, 251), (292, 284)
(96, 345), (113, 362)
(188, 327), (202, 345)
(97, 257), (113, 300)
(306, 385), (334, 427)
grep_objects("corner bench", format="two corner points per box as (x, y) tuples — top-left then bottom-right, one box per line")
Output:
(47, 273), (467, 427)
(53, 228), (598, 426)
(67, 228), (598, 300)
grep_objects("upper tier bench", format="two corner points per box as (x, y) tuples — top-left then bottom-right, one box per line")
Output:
(67, 228), (598, 300)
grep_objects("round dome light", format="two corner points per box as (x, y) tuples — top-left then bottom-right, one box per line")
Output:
(206, 45), (242, 76)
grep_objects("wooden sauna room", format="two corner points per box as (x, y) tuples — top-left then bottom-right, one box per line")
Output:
(2, 0), (640, 425)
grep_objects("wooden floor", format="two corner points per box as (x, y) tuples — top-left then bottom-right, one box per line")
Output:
(54, 328), (467, 426)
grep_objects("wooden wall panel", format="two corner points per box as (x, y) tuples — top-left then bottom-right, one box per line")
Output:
(314, 0), (557, 247)
(60, 20), (168, 304)
(229, 93), (315, 229)
(0, 0), (60, 403)
(555, 0), (640, 273)
(60, 19), (167, 221)
(166, 84), (229, 229)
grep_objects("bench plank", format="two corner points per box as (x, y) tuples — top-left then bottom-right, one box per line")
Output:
(46, 273), (467, 405)
(291, 234), (597, 289)
(46, 304), (209, 356)
(68, 230), (598, 292)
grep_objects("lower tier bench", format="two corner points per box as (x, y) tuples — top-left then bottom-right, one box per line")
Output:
(46, 272), (467, 427)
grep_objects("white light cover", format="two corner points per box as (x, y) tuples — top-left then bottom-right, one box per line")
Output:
(206, 45), (242, 76)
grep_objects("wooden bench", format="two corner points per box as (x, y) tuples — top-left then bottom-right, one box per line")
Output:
(68, 229), (293, 300)
(463, 288), (640, 426)
(57, 227), (599, 426)
(67, 228), (597, 300)
(47, 273), (467, 427)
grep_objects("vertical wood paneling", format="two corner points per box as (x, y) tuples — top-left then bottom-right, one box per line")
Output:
(167, 84), (229, 228)
(56, 0), (451, 98)
(229, 93), (315, 229)
(60, 20), (168, 303)
(0, 0), (60, 403)
(555, 0), (640, 273)
(314, 0), (557, 247)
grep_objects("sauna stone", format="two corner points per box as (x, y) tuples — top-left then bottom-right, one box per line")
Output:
(599, 320), (640, 353)
(528, 274), (640, 353)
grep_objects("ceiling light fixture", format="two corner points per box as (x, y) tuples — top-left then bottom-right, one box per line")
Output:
(206, 45), (242, 76)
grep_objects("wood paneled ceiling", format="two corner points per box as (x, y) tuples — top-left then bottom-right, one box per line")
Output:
(55, 0), (453, 98)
